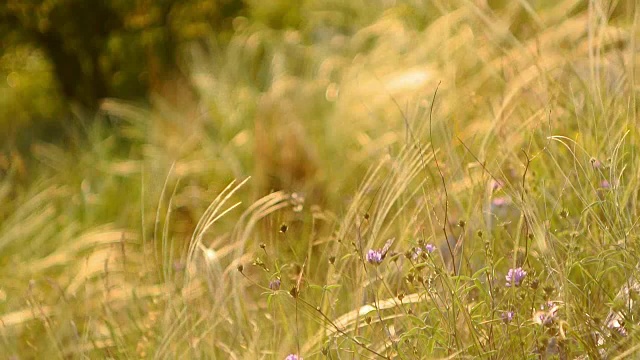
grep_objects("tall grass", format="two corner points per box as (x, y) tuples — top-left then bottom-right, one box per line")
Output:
(1, 0), (639, 358)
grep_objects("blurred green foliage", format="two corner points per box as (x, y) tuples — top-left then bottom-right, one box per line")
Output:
(0, 0), (246, 141)
(0, 46), (63, 136)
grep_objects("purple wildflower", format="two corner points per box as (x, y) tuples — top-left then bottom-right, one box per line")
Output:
(366, 238), (395, 264)
(492, 197), (510, 207)
(544, 301), (554, 309)
(425, 243), (436, 253)
(600, 180), (611, 189)
(269, 278), (281, 291)
(501, 311), (515, 324)
(411, 243), (436, 260)
(591, 158), (602, 169)
(366, 249), (384, 264)
(533, 307), (557, 326)
(505, 267), (527, 287)
(491, 179), (505, 191)
(285, 354), (302, 360)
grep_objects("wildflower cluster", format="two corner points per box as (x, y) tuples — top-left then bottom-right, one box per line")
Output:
(269, 278), (281, 291)
(366, 249), (384, 264)
(411, 243), (436, 260)
(501, 311), (515, 324)
(505, 267), (527, 287)
(366, 238), (394, 265)
(533, 301), (559, 326)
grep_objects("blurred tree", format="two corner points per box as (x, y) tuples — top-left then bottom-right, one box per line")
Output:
(1, 1), (121, 109)
(0, 0), (244, 112)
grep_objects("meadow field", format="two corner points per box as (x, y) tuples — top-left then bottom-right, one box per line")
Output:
(1, 1), (640, 358)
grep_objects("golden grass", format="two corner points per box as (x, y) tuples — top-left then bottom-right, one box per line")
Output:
(2, 0), (640, 358)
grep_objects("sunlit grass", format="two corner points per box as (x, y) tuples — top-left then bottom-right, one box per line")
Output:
(1, 1), (640, 358)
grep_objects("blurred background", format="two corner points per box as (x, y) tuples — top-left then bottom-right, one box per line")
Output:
(0, 0), (447, 197)
(1, 0), (468, 227)
(1, 0), (243, 142)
